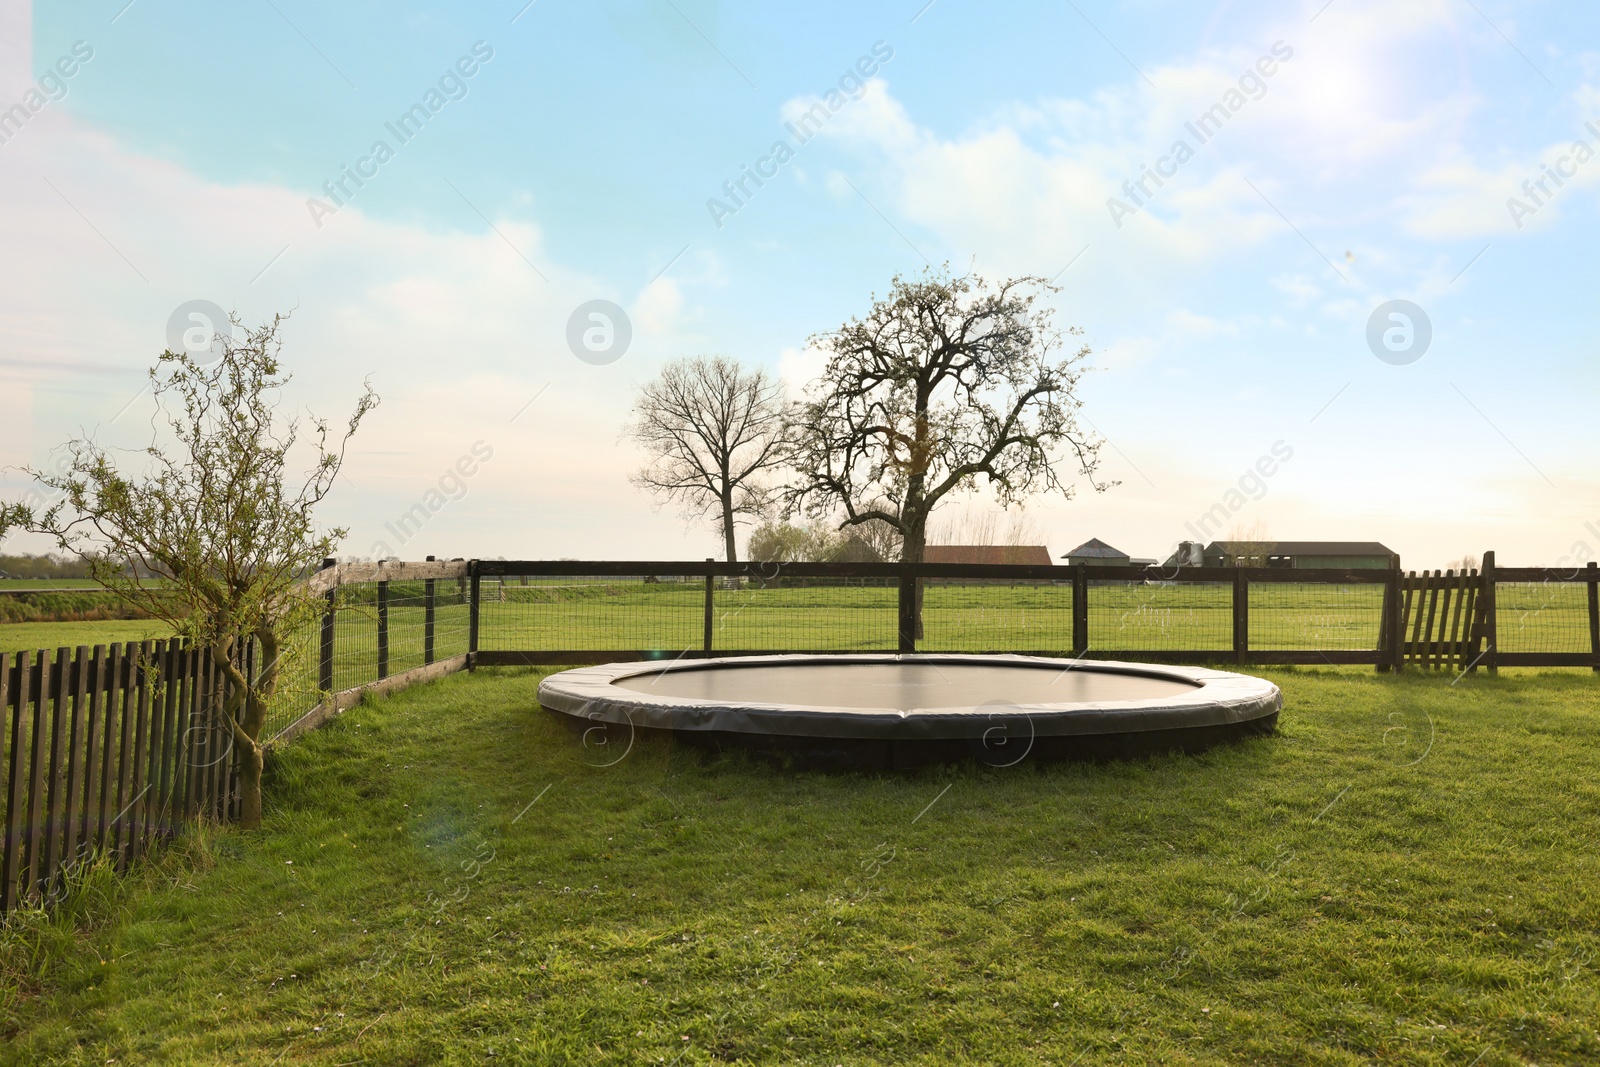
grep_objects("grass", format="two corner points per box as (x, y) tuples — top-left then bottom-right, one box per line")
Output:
(0, 620), (173, 653)
(3, 665), (1597, 1065)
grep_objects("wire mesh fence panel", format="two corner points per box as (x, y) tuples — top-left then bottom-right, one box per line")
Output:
(262, 579), (475, 738)
(477, 577), (704, 652)
(1087, 581), (1233, 651)
(920, 580), (1073, 651)
(262, 616), (324, 738)
(1249, 582), (1386, 651)
(711, 579), (897, 650)
(1496, 581), (1592, 654)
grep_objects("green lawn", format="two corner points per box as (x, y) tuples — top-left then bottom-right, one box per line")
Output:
(0, 620), (174, 653)
(3, 666), (1597, 1065)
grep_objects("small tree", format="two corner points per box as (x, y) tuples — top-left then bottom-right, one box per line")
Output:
(786, 269), (1110, 566)
(747, 521), (842, 564)
(0, 505), (25, 550)
(625, 356), (789, 562)
(20, 315), (376, 829)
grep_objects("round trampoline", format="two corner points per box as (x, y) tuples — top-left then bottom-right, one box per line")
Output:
(538, 654), (1281, 769)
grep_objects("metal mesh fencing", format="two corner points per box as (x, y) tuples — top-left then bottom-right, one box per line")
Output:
(1249, 582), (1385, 650)
(264, 578), (471, 739)
(710, 578), (896, 651)
(477, 575), (898, 652)
(476, 576), (703, 652)
(1085, 581), (1232, 651)
(1496, 581), (1592, 654)
(920, 579), (1072, 651)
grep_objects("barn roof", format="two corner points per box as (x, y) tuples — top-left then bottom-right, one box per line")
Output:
(1206, 541), (1396, 556)
(1061, 537), (1130, 560)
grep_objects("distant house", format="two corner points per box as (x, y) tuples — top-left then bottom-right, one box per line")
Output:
(1203, 540), (1399, 570)
(1060, 538), (1131, 567)
(923, 545), (1053, 566)
(831, 533), (882, 563)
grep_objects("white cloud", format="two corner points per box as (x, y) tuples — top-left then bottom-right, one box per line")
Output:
(0, 111), (722, 560)
(632, 276), (685, 338)
(777, 344), (827, 393)
(1398, 125), (1600, 238)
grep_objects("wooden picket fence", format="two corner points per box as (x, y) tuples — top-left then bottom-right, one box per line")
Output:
(1, 640), (237, 912)
(1394, 568), (1487, 670)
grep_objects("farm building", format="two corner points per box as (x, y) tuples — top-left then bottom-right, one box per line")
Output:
(1060, 538), (1139, 567)
(1203, 540), (1399, 569)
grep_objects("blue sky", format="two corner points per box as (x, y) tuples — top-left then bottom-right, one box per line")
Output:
(2, 0), (1597, 566)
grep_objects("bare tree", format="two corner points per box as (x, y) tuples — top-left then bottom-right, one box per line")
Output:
(1223, 519), (1277, 568)
(850, 507), (903, 562)
(17, 315), (376, 829)
(930, 502), (1042, 547)
(625, 356), (788, 562)
(785, 269), (1111, 569)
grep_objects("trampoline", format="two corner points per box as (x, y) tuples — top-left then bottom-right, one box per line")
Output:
(538, 654), (1281, 768)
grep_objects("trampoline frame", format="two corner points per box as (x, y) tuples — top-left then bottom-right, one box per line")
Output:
(537, 653), (1282, 744)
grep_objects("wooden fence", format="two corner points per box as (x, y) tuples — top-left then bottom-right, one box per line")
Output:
(7, 550), (1596, 913)
(469, 558), (1403, 666)
(1, 640), (236, 912)
(466, 554), (1600, 671)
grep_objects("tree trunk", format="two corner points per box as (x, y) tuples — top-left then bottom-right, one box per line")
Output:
(721, 491), (738, 563)
(213, 639), (268, 830)
(903, 519), (927, 640)
(236, 737), (264, 829)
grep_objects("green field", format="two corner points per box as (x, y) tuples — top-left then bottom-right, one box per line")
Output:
(2, 666), (1597, 1064)
(0, 620), (174, 653)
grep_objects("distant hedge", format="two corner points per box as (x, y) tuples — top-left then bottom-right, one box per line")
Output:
(0, 591), (153, 624)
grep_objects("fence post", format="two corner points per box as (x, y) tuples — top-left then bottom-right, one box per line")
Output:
(1382, 563), (1404, 673)
(38, 648), (69, 899)
(1587, 561), (1599, 674)
(703, 558), (714, 655)
(468, 563), (481, 666)
(1, 651), (27, 912)
(318, 558), (336, 693)
(376, 581), (389, 680)
(897, 564), (917, 654)
(424, 555), (437, 666)
(1232, 568), (1249, 664)
(1481, 550), (1498, 674)
(1072, 564), (1088, 655)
